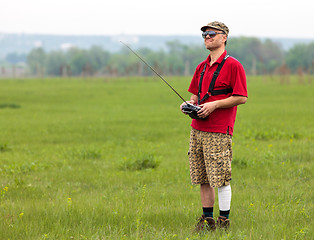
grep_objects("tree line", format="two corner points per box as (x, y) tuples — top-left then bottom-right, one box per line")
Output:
(3, 37), (314, 77)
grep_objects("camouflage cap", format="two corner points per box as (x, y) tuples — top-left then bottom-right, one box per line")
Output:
(200, 21), (229, 36)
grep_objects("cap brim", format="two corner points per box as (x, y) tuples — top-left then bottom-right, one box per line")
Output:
(200, 26), (208, 32)
(201, 25), (225, 33)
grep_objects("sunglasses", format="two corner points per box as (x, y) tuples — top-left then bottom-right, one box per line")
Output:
(202, 31), (225, 39)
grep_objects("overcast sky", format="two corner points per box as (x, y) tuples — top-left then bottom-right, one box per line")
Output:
(1, 0), (313, 39)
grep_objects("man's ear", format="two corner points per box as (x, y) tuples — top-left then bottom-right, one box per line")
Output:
(223, 34), (228, 43)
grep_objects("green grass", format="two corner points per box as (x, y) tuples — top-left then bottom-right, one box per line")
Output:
(0, 76), (313, 239)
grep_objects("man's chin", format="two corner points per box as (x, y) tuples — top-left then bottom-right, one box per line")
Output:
(206, 46), (216, 51)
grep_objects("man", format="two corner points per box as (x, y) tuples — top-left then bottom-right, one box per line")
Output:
(180, 21), (248, 231)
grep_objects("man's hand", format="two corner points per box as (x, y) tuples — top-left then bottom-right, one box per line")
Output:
(198, 96), (247, 118)
(180, 94), (199, 114)
(180, 100), (195, 114)
(198, 101), (217, 118)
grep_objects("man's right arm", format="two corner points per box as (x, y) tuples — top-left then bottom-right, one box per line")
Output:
(189, 94), (198, 104)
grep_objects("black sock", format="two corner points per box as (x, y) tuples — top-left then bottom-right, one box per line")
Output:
(203, 207), (213, 218)
(219, 210), (230, 219)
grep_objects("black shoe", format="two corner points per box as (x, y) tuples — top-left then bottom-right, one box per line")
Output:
(195, 214), (216, 232)
(217, 216), (230, 229)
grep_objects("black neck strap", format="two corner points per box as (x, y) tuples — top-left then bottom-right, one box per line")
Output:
(198, 55), (232, 105)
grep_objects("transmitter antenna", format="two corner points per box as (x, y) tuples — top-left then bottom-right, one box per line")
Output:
(120, 41), (188, 103)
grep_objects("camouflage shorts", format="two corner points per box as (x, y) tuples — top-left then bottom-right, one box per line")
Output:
(188, 128), (232, 187)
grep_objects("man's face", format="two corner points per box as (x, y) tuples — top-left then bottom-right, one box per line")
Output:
(203, 27), (227, 51)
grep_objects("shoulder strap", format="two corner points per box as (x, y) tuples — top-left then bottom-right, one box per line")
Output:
(198, 55), (232, 104)
(208, 55), (229, 93)
(197, 63), (207, 105)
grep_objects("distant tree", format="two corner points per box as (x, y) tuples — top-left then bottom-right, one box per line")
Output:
(286, 43), (307, 73)
(165, 41), (207, 75)
(66, 48), (90, 76)
(286, 42), (314, 73)
(22, 37), (313, 77)
(107, 53), (126, 76)
(262, 39), (285, 73)
(137, 48), (163, 76)
(87, 45), (111, 74)
(227, 37), (285, 75)
(184, 45), (208, 74)
(307, 42), (314, 74)
(227, 37), (263, 74)
(46, 51), (66, 76)
(27, 48), (46, 76)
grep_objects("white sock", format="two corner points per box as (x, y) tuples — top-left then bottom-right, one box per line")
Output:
(218, 185), (231, 211)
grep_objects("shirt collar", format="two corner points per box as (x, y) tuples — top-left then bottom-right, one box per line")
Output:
(206, 50), (227, 65)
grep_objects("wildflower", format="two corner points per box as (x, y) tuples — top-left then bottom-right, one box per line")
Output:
(19, 212), (24, 218)
(1, 186), (8, 200)
(67, 197), (72, 206)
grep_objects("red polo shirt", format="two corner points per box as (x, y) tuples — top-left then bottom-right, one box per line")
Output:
(188, 50), (247, 136)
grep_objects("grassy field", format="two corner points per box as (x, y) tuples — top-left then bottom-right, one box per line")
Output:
(0, 75), (313, 240)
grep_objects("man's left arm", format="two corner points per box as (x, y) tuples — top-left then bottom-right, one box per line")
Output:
(197, 95), (247, 119)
